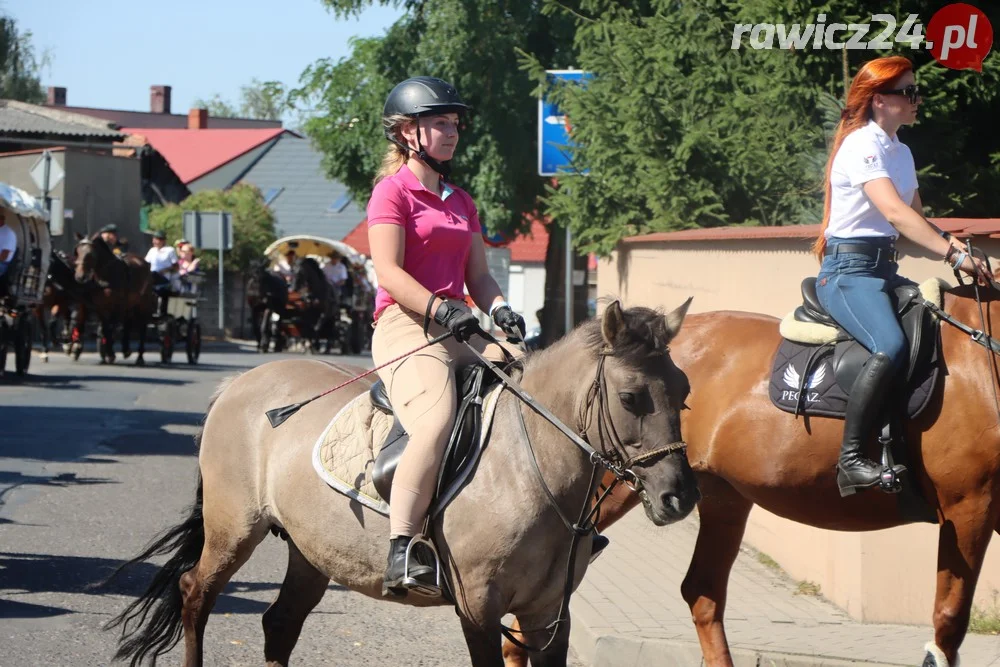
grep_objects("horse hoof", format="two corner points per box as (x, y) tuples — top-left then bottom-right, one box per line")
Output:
(135, 357), (145, 367)
(123, 351), (132, 359)
(923, 642), (956, 667)
(41, 354), (48, 363)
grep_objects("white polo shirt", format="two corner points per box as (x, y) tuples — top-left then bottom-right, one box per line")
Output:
(145, 245), (178, 273)
(825, 119), (918, 240)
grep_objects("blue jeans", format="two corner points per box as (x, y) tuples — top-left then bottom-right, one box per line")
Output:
(815, 237), (915, 372)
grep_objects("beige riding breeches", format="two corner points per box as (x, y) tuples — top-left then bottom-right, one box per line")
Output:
(371, 303), (520, 538)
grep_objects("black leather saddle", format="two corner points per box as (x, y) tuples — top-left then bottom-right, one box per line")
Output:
(370, 363), (498, 515)
(792, 277), (937, 391)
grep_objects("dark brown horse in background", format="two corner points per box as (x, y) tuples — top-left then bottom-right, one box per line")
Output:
(74, 235), (156, 365)
(505, 286), (1000, 667)
(32, 250), (90, 361)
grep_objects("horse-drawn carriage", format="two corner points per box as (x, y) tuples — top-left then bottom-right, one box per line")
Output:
(0, 183), (50, 377)
(249, 235), (375, 355)
(157, 272), (204, 365)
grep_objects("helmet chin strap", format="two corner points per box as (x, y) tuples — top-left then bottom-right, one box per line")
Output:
(391, 121), (452, 179)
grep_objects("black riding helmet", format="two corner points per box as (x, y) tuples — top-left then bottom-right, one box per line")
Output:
(383, 76), (470, 178)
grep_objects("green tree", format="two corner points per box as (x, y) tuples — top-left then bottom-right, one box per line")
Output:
(147, 184), (277, 272)
(193, 78), (290, 120)
(0, 16), (45, 103)
(294, 0), (577, 237)
(523, 0), (1000, 254)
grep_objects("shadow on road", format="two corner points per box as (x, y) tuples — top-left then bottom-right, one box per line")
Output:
(0, 551), (282, 618)
(0, 407), (203, 461)
(0, 471), (115, 506)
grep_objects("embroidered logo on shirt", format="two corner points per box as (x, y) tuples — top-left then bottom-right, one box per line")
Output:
(863, 154), (881, 170)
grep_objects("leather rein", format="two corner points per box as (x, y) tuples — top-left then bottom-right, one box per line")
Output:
(472, 336), (684, 653)
(923, 240), (1000, 426)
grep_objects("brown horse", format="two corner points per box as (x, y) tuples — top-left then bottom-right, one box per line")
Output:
(33, 250), (89, 361)
(74, 235), (156, 365)
(106, 301), (700, 667)
(503, 285), (1000, 667)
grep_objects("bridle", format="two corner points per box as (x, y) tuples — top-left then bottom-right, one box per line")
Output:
(485, 338), (686, 653)
(577, 346), (687, 490)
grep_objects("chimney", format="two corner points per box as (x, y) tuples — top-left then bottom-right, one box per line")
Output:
(150, 85), (172, 114)
(47, 87), (67, 106)
(188, 108), (208, 130)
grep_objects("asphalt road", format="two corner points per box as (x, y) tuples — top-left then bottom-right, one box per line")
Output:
(0, 343), (583, 666)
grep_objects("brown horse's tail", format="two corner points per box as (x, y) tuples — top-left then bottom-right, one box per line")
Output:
(103, 474), (204, 666)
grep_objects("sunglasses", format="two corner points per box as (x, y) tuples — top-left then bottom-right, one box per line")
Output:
(880, 84), (922, 104)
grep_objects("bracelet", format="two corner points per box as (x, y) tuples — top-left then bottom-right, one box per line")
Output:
(940, 230), (953, 242)
(951, 251), (968, 270)
(489, 300), (509, 318)
(944, 245), (957, 264)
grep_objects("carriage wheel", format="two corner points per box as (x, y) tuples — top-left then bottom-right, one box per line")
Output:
(160, 319), (177, 364)
(259, 309), (272, 353)
(186, 321), (201, 365)
(14, 314), (32, 376)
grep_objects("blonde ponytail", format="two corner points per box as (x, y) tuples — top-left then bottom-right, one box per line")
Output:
(373, 114), (414, 185)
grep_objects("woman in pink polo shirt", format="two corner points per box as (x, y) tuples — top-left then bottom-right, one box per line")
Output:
(367, 76), (526, 598)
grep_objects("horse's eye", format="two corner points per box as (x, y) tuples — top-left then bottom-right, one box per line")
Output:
(618, 392), (636, 409)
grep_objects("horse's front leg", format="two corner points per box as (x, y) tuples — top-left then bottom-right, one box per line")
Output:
(100, 320), (115, 364)
(504, 477), (640, 667)
(135, 311), (147, 366)
(35, 308), (49, 361)
(926, 492), (998, 667)
(460, 617), (505, 667)
(121, 316), (133, 359)
(680, 476), (753, 667)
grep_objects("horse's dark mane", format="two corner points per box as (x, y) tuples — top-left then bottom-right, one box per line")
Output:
(580, 306), (670, 364)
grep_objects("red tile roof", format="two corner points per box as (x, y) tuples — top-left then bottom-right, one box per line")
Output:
(342, 218), (370, 255)
(509, 218), (548, 263)
(341, 216), (552, 264)
(622, 219), (1000, 243)
(122, 127), (290, 183)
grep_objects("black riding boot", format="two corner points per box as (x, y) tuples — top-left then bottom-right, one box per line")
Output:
(382, 536), (438, 598)
(836, 352), (905, 497)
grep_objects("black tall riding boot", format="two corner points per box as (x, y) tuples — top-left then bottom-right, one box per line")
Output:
(836, 352), (905, 496)
(382, 536), (437, 598)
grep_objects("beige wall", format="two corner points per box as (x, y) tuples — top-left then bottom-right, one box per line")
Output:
(598, 236), (1000, 625)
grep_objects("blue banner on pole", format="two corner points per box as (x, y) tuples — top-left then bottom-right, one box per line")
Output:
(538, 69), (590, 177)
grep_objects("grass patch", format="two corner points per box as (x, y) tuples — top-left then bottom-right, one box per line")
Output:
(794, 580), (821, 596)
(757, 552), (781, 572)
(969, 591), (1000, 635)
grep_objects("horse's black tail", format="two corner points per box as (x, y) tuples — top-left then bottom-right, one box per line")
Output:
(104, 475), (204, 667)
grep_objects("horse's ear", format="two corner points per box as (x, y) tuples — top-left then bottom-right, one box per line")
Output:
(74, 232), (83, 241)
(663, 297), (693, 343)
(601, 300), (625, 346)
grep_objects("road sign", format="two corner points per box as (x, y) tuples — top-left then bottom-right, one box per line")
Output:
(29, 151), (64, 192)
(183, 211), (233, 250)
(183, 210), (234, 330)
(538, 69), (591, 177)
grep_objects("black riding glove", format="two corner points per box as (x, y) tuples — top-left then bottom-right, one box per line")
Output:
(493, 304), (526, 341)
(433, 300), (481, 342)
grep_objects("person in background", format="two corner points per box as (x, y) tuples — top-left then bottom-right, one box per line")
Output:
(0, 212), (17, 299)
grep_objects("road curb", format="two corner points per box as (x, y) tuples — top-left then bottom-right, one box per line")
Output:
(570, 616), (907, 667)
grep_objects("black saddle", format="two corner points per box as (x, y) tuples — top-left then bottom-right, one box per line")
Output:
(370, 363), (497, 515)
(790, 277), (938, 394)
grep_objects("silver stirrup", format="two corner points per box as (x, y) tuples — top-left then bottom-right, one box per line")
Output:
(403, 534), (442, 598)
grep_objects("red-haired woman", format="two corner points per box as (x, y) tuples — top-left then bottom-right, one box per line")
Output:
(813, 56), (989, 497)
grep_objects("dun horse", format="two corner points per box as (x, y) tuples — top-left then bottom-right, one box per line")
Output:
(74, 235), (155, 365)
(502, 285), (1000, 667)
(107, 301), (701, 666)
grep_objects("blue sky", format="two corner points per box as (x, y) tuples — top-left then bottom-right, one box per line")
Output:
(8, 0), (402, 118)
